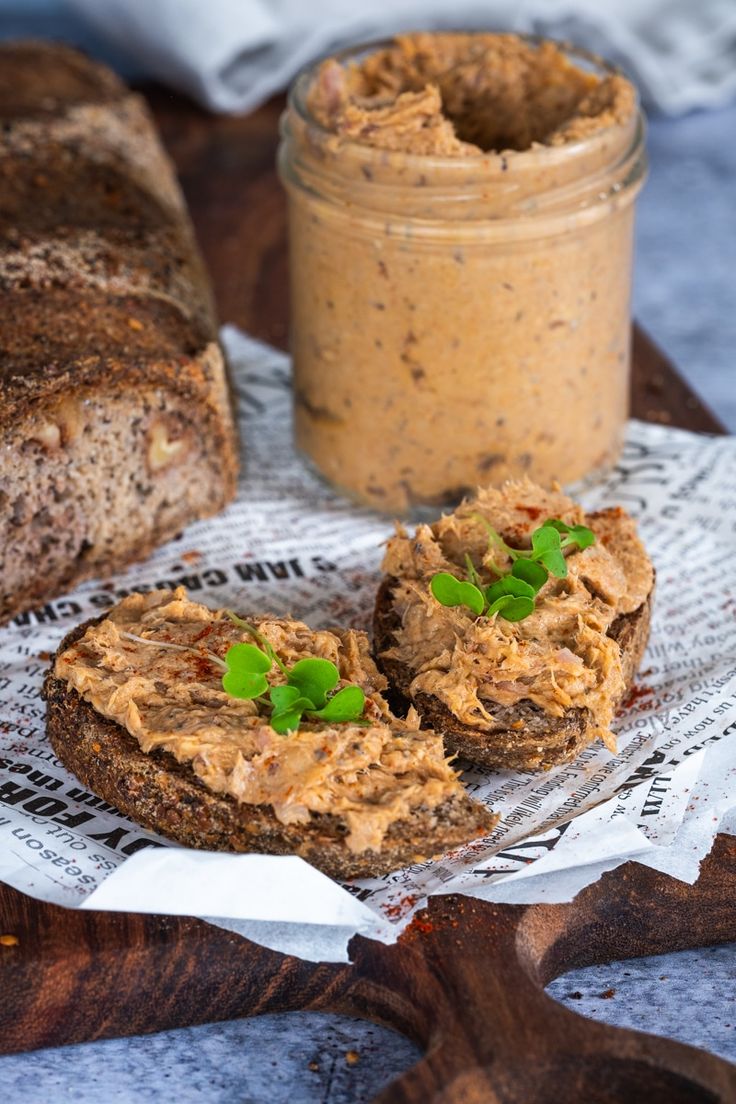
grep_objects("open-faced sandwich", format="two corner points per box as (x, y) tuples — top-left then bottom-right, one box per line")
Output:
(374, 479), (654, 770)
(44, 587), (495, 879)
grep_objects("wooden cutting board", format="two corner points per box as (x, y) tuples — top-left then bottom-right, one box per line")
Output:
(1, 89), (733, 1102)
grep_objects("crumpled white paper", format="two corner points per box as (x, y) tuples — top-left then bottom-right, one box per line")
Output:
(0, 327), (735, 963)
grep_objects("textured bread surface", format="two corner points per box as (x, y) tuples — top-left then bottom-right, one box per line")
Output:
(0, 42), (238, 625)
(43, 620), (496, 881)
(374, 579), (653, 771)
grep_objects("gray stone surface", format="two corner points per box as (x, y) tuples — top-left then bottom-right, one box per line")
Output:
(547, 942), (736, 1060)
(1, 943), (734, 1102)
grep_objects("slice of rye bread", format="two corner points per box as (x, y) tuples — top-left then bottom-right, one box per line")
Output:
(43, 620), (496, 881)
(373, 579), (653, 772)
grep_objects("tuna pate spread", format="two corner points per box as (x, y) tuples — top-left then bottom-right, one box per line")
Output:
(285, 32), (644, 513)
(380, 480), (653, 749)
(308, 32), (635, 156)
(54, 587), (465, 854)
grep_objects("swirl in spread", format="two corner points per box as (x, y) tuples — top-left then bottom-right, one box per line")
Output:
(380, 480), (654, 747)
(54, 588), (466, 853)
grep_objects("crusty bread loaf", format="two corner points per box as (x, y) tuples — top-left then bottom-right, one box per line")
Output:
(43, 617), (495, 880)
(0, 42), (238, 625)
(374, 578), (652, 770)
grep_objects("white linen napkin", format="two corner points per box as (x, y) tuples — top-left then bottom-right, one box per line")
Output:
(68, 0), (736, 115)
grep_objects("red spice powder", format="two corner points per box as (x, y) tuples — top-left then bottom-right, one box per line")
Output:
(622, 683), (655, 710)
(515, 504), (542, 519)
(406, 916), (435, 935)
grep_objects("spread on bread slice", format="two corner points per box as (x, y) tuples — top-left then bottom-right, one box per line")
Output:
(44, 587), (495, 879)
(374, 479), (654, 770)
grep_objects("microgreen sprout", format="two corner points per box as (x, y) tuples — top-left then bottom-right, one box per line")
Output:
(221, 614), (367, 734)
(430, 516), (596, 623)
(120, 617), (368, 736)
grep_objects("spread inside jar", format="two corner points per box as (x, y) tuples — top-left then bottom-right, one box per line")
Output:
(380, 480), (654, 748)
(54, 587), (465, 853)
(285, 33), (644, 515)
(308, 32), (635, 156)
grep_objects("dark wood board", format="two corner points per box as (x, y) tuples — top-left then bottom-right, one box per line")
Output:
(1, 86), (732, 1101)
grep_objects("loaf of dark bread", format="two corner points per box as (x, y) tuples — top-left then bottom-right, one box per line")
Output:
(0, 42), (238, 625)
(44, 616), (495, 880)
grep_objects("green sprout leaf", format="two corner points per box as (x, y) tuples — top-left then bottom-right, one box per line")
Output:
(270, 709), (304, 734)
(531, 524), (562, 555)
(538, 548), (568, 577)
(498, 596), (536, 621)
(486, 595), (513, 617)
(531, 527), (567, 578)
(541, 519), (569, 534)
(287, 658), (339, 709)
(212, 631), (370, 734)
(269, 684), (314, 714)
(566, 524), (596, 550)
(511, 559), (548, 592)
(314, 685), (366, 723)
(543, 518), (596, 551)
(486, 594), (536, 622)
(428, 513), (595, 626)
(484, 576), (536, 606)
(222, 643), (272, 700)
(430, 572), (485, 616)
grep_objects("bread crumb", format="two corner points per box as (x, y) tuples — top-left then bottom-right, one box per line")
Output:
(0, 934), (19, 947)
(345, 1050), (360, 1066)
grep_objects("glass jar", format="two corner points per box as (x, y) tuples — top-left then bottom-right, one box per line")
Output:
(278, 36), (647, 515)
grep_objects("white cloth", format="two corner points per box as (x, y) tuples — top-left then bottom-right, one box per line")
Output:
(68, 0), (736, 115)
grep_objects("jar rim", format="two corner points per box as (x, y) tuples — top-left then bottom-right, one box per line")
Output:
(287, 31), (643, 179)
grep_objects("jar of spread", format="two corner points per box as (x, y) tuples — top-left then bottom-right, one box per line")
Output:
(278, 33), (647, 514)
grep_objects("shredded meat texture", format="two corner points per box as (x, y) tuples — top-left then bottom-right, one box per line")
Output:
(380, 480), (654, 749)
(55, 587), (463, 854)
(308, 33), (636, 156)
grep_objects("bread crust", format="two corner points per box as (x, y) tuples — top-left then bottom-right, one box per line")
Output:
(0, 43), (239, 624)
(43, 620), (496, 881)
(373, 577), (653, 771)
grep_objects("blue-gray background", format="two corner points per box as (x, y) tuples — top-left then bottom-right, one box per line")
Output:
(0, 3), (734, 1101)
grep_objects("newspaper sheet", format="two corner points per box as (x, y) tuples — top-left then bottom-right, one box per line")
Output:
(1, 327), (735, 962)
